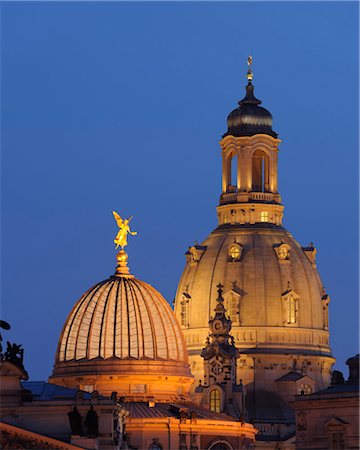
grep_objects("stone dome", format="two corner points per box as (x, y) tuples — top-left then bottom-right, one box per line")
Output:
(224, 82), (277, 138)
(174, 224), (333, 388)
(50, 251), (193, 400)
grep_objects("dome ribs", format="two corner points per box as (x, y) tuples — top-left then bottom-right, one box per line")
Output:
(138, 280), (169, 360)
(123, 278), (132, 358)
(131, 279), (156, 359)
(125, 279), (142, 359)
(63, 281), (107, 361)
(52, 274), (192, 392)
(98, 280), (116, 359)
(85, 281), (113, 360)
(112, 279), (121, 358)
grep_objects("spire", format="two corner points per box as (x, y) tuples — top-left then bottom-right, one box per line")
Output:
(239, 56), (261, 106)
(246, 55), (253, 82)
(207, 283), (234, 346)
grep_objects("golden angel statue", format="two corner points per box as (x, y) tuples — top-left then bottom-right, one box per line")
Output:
(112, 211), (137, 249)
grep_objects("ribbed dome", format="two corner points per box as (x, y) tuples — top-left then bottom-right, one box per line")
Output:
(50, 251), (193, 399)
(56, 276), (187, 364)
(224, 82), (277, 138)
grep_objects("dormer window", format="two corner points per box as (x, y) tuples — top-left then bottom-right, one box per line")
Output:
(281, 288), (300, 326)
(288, 295), (297, 324)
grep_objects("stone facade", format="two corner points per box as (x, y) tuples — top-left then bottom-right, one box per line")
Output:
(292, 355), (359, 450)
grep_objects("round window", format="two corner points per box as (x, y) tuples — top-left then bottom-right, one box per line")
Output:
(228, 244), (241, 260)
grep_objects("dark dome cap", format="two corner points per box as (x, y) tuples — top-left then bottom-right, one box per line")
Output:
(223, 81), (277, 138)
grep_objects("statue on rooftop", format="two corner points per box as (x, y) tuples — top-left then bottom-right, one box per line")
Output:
(68, 407), (83, 436)
(4, 341), (24, 369)
(112, 211), (137, 249)
(84, 405), (98, 437)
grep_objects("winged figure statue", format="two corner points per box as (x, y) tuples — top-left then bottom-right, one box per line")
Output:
(112, 211), (137, 249)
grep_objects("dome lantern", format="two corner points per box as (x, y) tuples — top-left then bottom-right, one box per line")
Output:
(224, 56), (277, 139)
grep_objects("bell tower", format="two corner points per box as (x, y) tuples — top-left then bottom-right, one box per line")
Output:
(217, 57), (284, 227)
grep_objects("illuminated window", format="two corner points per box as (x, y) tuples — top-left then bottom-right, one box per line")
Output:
(278, 246), (290, 260)
(288, 296), (296, 323)
(288, 295), (297, 324)
(228, 243), (241, 261)
(298, 383), (312, 395)
(209, 389), (221, 413)
(260, 211), (269, 222)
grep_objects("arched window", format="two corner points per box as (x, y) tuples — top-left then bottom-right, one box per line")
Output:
(251, 150), (269, 192)
(230, 154), (238, 191)
(209, 389), (221, 413)
(208, 442), (232, 450)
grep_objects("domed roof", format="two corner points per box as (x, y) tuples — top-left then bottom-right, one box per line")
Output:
(51, 250), (193, 398)
(224, 82), (277, 138)
(175, 224), (331, 356)
(56, 276), (187, 364)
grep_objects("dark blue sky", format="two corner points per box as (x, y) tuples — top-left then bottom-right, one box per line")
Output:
(2, 2), (358, 380)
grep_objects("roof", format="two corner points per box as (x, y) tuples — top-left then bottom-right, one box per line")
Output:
(295, 380), (359, 401)
(0, 422), (82, 450)
(21, 381), (94, 401)
(246, 389), (294, 423)
(123, 402), (238, 422)
(276, 371), (306, 382)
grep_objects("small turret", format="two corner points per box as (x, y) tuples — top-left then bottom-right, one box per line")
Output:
(194, 284), (246, 419)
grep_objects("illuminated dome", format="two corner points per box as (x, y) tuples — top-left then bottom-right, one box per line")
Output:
(175, 226), (331, 353)
(224, 82), (277, 138)
(50, 250), (193, 400)
(174, 62), (334, 426)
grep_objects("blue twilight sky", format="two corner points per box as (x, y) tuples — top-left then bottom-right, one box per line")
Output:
(1, 2), (358, 380)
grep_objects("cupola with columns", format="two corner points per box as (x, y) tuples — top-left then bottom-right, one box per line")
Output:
(218, 56), (284, 227)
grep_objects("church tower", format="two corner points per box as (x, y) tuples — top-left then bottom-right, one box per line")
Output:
(174, 59), (335, 441)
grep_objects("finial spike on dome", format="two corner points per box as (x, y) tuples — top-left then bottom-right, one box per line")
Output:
(115, 250), (134, 277)
(246, 55), (253, 83)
